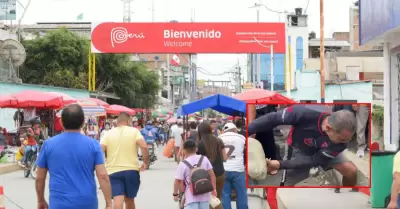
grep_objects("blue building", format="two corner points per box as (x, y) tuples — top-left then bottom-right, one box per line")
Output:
(248, 9), (309, 91)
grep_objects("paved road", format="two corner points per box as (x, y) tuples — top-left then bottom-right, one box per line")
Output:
(0, 147), (269, 209)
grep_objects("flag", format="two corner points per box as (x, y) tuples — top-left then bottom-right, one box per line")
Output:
(170, 54), (180, 66)
(77, 13), (83, 21)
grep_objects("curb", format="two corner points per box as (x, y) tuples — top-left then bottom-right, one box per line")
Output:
(0, 163), (22, 175)
(277, 192), (288, 209)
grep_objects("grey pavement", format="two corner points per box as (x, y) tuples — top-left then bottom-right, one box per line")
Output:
(278, 188), (372, 209)
(0, 147), (269, 209)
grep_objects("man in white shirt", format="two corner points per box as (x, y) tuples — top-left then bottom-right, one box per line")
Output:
(170, 121), (183, 163)
(219, 123), (248, 209)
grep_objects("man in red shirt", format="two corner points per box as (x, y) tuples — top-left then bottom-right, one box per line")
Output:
(19, 119), (44, 167)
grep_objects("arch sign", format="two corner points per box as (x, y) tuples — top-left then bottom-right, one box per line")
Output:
(91, 22), (286, 54)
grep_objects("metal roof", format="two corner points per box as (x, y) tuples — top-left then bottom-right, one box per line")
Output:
(309, 38), (350, 47)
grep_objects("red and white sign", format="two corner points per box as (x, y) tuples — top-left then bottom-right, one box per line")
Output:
(170, 54), (180, 66)
(91, 22), (286, 54)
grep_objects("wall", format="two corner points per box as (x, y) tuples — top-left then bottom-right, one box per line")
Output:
(303, 56), (384, 80)
(336, 57), (384, 72)
(257, 26), (309, 91)
(0, 82), (90, 131)
(332, 32), (350, 41)
(280, 70), (373, 102)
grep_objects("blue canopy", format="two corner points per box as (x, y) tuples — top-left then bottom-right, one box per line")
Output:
(176, 94), (246, 117)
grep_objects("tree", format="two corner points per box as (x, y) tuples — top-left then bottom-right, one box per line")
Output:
(19, 28), (160, 108)
(205, 109), (217, 118)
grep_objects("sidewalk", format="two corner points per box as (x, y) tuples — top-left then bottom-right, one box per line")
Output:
(0, 163), (21, 175)
(278, 188), (372, 209)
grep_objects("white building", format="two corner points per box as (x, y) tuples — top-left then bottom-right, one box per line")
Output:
(359, 0), (400, 150)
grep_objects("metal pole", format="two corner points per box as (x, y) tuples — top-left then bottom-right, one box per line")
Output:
(151, 0), (155, 21)
(270, 44), (274, 91)
(320, 0), (325, 102)
(254, 3), (260, 88)
(284, 13), (291, 97)
(167, 53), (171, 103)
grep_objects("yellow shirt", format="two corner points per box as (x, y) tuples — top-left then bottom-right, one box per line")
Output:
(100, 126), (144, 175)
(394, 151), (400, 174)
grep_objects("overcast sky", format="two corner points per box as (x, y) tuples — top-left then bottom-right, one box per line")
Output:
(15, 0), (355, 83)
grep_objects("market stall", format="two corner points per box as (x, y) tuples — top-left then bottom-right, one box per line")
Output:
(233, 88), (295, 104)
(56, 100), (107, 139)
(107, 104), (135, 116)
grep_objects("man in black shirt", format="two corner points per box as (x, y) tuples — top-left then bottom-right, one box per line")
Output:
(248, 105), (358, 186)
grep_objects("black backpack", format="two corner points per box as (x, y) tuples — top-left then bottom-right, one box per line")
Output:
(182, 156), (214, 195)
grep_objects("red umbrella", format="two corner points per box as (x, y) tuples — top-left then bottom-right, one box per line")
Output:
(0, 95), (17, 108)
(107, 104), (135, 115)
(9, 90), (63, 108)
(83, 98), (110, 108)
(233, 89), (295, 104)
(132, 108), (146, 113)
(47, 92), (77, 106)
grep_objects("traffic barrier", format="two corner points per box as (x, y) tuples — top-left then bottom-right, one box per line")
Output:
(0, 185), (5, 209)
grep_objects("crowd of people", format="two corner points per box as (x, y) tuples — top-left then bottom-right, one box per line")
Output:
(171, 117), (248, 209)
(33, 103), (249, 209)
(30, 102), (369, 209)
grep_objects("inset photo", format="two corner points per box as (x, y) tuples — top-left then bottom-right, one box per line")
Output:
(247, 102), (371, 188)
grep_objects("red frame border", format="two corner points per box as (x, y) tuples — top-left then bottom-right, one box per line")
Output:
(245, 102), (372, 189)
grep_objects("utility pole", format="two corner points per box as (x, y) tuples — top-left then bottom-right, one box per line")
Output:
(270, 44), (274, 91)
(167, 53), (171, 107)
(238, 61), (242, 93)
(256, 0), (261, 87)
(320, 0), (325, 102)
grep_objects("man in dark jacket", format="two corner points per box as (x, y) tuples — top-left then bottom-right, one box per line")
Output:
(248, 105), (358, 186)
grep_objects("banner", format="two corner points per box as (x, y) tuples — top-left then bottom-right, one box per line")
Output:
(91, 22), (286, 54)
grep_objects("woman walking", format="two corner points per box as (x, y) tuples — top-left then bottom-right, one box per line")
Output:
(196, 122), (227, 209)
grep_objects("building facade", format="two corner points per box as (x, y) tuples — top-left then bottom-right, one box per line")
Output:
(279, 69), (373, 102)
(248, 8), (309, 91)
(359, 0), (400, 150)
(303, 51), (384, 81)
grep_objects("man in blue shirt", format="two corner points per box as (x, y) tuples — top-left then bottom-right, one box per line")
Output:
(35, 104), (112, 209)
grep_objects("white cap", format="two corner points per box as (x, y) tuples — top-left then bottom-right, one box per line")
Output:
(223, 123), (237, 131)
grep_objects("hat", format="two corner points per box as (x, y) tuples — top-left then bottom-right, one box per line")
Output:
(146, 121), (152, 125)
(223, 123), (237, 131)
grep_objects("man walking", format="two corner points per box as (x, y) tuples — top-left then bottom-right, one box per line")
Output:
(352, 104), (370, 158)
(101, 112), (149, 209)
(219, 123), (248, 209)
(171, 121), (184, 163)
(35, 104), (112, 209)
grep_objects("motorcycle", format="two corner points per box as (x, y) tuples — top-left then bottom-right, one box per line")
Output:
(24, 144), (41, 179)
(138, 141), (157, 168)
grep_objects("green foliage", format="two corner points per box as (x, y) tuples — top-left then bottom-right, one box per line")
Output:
(19, 28), (160, 108)
(372, 104), (384, 127)
(205, 109), (217, 118)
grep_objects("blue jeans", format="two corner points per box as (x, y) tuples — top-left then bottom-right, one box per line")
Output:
(21, 145), (33, 163)
(184, 201), (209, 209)
(397, 195), (400, 209)
(222, 171), (248, 209)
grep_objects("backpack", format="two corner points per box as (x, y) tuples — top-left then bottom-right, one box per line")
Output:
(182, 156), (214, 195)
(142, 129), (155, 143)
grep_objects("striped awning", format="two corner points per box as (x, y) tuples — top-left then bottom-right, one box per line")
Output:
(57, 101), (107, 117)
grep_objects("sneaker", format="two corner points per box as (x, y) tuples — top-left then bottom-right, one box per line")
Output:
(356, 150), (365, 158)
(334, 188), (340, 193)
(18, 161), (27, 168)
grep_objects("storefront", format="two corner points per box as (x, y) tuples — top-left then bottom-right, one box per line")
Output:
(360, 0), (400, 151)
